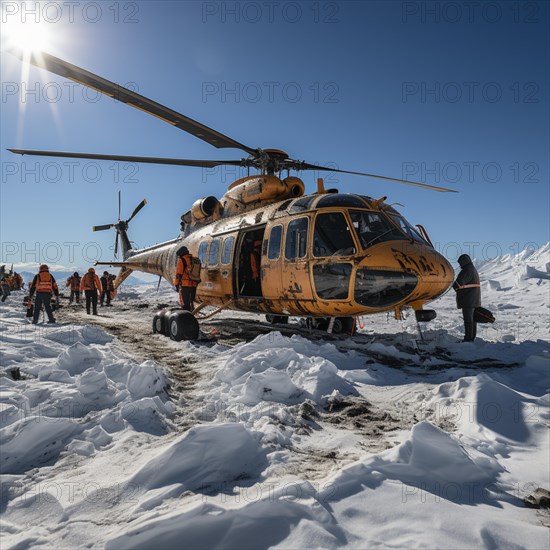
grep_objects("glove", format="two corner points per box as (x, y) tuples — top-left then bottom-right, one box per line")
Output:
(176, 285), (181, 292)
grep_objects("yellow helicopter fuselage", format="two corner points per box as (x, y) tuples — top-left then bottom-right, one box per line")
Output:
(114, 176), (454, 319)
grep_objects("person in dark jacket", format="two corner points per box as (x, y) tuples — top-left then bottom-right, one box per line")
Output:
(453, 254), (481, 342)
(29, 264), (59, 324)
(1, 274), (11, 302)
(100, 271), (111, 306)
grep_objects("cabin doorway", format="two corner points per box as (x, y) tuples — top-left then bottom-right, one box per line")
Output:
(236, 227), (265, 298)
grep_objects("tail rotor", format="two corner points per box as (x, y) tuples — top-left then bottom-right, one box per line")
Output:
(92, 192), (147, 260)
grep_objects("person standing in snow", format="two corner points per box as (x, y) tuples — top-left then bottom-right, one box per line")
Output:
(1, 274), (11, 302)
(453, 254), (481, 342)
(174, 246), (199, 311)
(100, 271), (111, 307)
(80, 267), (102, 315)
(66, 272), (81, 304)
(29, 264), (59, 324)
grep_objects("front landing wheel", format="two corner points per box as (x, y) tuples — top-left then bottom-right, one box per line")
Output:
(169, 311), (200, 341)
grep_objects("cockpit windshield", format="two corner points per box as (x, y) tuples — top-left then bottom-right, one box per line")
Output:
(388, 213), (426, 243)
(349, 210), (406, 249)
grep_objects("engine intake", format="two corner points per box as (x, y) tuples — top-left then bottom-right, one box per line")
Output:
(191, 196), (220, 220)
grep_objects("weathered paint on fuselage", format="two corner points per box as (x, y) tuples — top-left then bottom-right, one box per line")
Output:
(114, 191), (454, 318)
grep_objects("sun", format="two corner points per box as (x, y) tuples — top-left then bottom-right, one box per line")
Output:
(1, 11), (54, 54)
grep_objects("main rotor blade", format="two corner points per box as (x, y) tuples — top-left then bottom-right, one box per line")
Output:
(127, 199), (147, 224)
(114, 233), (119, 258)
(93, 224), (114, 232)
(118, 190), (121, 221)
(295, 162), (458, 193)
(7, 149), (247, 168)
(9, 49), (257, 155)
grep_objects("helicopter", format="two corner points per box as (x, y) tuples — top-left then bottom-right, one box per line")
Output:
(8, 50), (456, 340)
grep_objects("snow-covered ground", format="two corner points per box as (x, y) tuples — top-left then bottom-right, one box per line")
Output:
(1, 245), (548, 549)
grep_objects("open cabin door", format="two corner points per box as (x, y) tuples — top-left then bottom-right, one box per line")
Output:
(235, 227), (265, 299)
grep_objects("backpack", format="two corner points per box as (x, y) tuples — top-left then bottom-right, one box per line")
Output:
(474, 306), (495, 324)
(187, 256), (202, 282)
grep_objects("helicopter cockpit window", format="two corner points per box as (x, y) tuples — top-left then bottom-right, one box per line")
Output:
(350, 210), (406, 249)
(313, 212), (356, 257)
(208, 238), (221, 267)
(198, 241), (208, 265)
(388, 214), (426, 243)
(289, 196), (316, 213)
(313, 263), (352, 300)
(285, 218), (308, 260)
(316, 194), (367, 209)
(355, 269), (418, 307)
(268, 225), (283, 260)
(221, 236), (235, 265)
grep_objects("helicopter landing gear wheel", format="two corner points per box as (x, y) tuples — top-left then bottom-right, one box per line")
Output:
(168, 310), (199, 341)
(331, 316), (356, 336)
(312, 318), (329, 330)
(266, 314), (289, 325)
(153, 308), (171, 335)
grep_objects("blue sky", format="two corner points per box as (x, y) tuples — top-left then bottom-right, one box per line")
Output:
(1, 0), (548, 270)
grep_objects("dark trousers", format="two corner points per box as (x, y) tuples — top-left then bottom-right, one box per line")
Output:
(69, 290), (80, 303)
(179, 286), (197, 312)
(85, 290), (98, 315)
(100, 289), (111, 306)
(33, 292), (55, 323)
(1, 284), (10, 302)
(462, 307), (477, 341)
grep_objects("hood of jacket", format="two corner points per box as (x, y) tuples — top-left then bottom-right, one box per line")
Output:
(458, 254), (473, 268)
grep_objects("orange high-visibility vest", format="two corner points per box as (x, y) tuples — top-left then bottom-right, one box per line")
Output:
(175, 255), (198, 288)
(36, 272), (55, 293)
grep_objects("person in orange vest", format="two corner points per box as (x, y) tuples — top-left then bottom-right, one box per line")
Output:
(174, 246), (199, 312)
(80, 267), (102, 315)
(6, 273), (15, 290)
(13, 272), (24, 290)
(29, 264), (59, 324)
(250, 239), (262, 295)
(108, 274), (117, 302)
(66, 272), (81, 304)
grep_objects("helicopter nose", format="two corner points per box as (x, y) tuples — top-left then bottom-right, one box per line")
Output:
(354, 266), (418, 308)
(354, 243), (454, 309)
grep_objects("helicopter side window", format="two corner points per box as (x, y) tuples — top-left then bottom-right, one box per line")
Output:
(198, 241), (208, 265)
(208, 238), (221, 267)
(389, 214), (426, 243)
(268, 225), (283, 261)
(221, 236), (235, 265)
(313, 212), (356, 257)
(350, 210), (406, 249)
(285, 217), (308, 260)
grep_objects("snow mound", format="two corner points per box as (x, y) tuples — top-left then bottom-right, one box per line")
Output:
(433, 374), (543, 443)
(215, 332), (358, 407)
(129, 423), (268, 494)
(323, 422), (502, 504)
(106, 495), (341, 550)
(56, 343), (102, 375)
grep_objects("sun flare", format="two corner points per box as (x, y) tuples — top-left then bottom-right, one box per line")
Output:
(2, 13), (53, 54)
